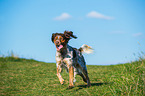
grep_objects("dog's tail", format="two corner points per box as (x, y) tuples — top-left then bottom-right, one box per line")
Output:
(79, 44), (93, 54)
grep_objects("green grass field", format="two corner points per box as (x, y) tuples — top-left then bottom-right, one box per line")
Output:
(0, 56), (145, 95)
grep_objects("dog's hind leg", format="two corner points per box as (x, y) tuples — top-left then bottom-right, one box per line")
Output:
(82, 69), (91, 87)
(57, 67), (64, 85)
(79, 72), (87, 83)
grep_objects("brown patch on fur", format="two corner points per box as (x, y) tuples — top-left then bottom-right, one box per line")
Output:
(69, 66), (74, 87)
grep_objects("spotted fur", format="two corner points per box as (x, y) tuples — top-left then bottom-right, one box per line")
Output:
(51, 31), (92, 88)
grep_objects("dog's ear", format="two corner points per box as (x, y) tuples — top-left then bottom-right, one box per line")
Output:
(51, 33), (56, 43)
(64, 31), (77, 39)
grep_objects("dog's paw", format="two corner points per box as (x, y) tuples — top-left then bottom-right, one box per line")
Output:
(83, 78), (87, 83)
(61, 82), (64, 85)
(87, 83), (91, 87)
(67, 85), (74, 89)
(60, 79), (64, 85)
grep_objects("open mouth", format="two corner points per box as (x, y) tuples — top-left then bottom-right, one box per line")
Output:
(56, 45), (63, 51)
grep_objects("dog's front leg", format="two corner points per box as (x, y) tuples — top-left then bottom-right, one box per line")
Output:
(68, 65), (74, 89)
(56, 63), (64, 85)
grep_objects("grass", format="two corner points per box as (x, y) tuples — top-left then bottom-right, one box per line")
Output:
(0, 56), (145, 95)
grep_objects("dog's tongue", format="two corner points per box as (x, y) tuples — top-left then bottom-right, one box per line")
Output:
(57, 45), (63, 51)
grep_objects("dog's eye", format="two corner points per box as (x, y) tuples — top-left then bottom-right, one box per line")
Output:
(54, 36), (58, 40)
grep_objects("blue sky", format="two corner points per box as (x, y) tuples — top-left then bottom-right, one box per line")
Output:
(0, 0), (145, 65)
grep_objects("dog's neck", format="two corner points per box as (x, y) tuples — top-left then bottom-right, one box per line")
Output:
(57, 44), (69, 56)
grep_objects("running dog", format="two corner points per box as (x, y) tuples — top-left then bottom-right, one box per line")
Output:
(51, 31), (93, 88)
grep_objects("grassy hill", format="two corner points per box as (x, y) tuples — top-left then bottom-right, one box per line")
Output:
(0, 56), (144, 95)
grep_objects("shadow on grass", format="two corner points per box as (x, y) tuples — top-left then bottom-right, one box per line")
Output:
(75, 82), (110, 91)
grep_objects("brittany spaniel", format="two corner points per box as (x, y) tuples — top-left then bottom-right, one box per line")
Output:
(51, 31), (93, 89)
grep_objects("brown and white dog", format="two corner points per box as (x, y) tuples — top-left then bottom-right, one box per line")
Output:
(51, 31), (93, 88)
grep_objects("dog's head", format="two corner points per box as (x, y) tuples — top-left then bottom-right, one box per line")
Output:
(51, 31), (77, 51)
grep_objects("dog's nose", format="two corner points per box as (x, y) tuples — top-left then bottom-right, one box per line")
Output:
(55, 40), (60, 45)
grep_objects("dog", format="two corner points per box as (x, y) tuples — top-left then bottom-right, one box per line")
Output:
(51, 31), (93, 88)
